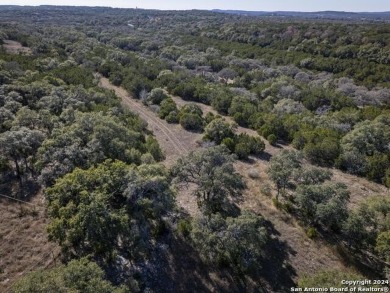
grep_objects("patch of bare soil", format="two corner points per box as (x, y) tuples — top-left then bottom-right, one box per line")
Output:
(100, 78), (389, 290)
(0, 192), (60, 292)
(2, 40), (32, 55)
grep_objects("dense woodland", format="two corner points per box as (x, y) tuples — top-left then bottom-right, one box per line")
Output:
(0, 6), (389, 292)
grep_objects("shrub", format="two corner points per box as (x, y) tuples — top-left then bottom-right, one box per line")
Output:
(221, 137), (235, 152)
(159, 98), (178, 119)
(272, 198), (283, 209)
(306, 227), (318, 239)
(165, 110), (179, 123)
(177, 219), (192, 237)
(179, 113), (204, 132)
(148, 88), (168, 105)
(234, 142), (251, 160)
(267, 134), (277, 146)
(204, 118), (235, 144)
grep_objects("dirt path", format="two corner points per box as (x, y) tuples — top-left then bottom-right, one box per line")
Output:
(99, 77), (201, 165)
(99, 77), (203, 215)
(99, 78), (388, 285)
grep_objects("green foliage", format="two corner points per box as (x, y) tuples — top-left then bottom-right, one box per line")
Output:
(37, 112), (155, 185)
(304, 138), (340, 167)
(147, 88), (168, 105)
(203, 118), (235, 145)
(343, 196), (390, 251)
(180, 103), (203, 117)
(221, 137), (235, 152)
(46, 160), (174, 258)
(295, 182), (350, 230)
(298, 270), (364, 289)
(296, 128), (341, 167)
(267, 134), (277, 146)
(376, 231), (390, 263)
(267, 150), (303, 198)
(259, 114), (288, 142)
(177, 219), (192, 238)
(293, 167), (332, 186)
(234, 142), (250, 160)
(0, 127), (45, 182)
(191, 212), (269, 275)
(172, 146), (245, 215)
(204, 112), (216, 124)
(13, 258), (127, 293)
(306, 227), (318, 239)
(179, 104), (204, 132)
(338, 115), (390, 178)
(165, 110), (179, 123)
(145, 136), (165, 161)
(159, 98), (178, 119)
(228, 96), (257, 127)
(179, 113), (204, 132)
(2, 7), (390, 288)
(210, 90), (233, 115)
(122, 74), (153, 99)
(236, 134), (265, 156)
(50, 66), (94, 88)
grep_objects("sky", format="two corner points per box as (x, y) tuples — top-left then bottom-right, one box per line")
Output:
(0, 0), (389, 12)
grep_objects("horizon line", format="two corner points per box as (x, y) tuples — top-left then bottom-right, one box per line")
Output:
(0, 5), (389, 13)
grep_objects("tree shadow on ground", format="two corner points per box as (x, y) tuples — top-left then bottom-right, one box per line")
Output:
(316, 226), (386, 279)
(131, 231), (250, 292)
(0, 173), (40, 200)
(253, 218), (297, 292)
(256, 151), (272, 162)
(142, 217), (297, 292)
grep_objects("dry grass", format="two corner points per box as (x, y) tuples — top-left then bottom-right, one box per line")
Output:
(2, 40), (32, 55)
(0, 192), (60, 292)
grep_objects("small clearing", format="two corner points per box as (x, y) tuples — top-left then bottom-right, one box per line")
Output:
(2, 40), (32, 55)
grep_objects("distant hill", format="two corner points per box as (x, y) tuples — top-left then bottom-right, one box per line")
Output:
(212, 9), (390, 21)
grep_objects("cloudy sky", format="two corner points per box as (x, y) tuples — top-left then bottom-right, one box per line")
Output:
(0, 0), (389, 12)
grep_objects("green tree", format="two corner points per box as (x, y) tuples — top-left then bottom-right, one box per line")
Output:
(293, 167), (332, 186)
(46, 160), (174, 258)
(159, 98), (178, 119)
(172, 146), (245, 215)
(179, 113), (204, 132)
(147, 88), (168, 105)
(0, 127), (45, 187)
(295, 183), (350, 230)
(266, 150), (303, 200)
(267, 134), (277, 146)
(203, 118), (235, 145)
(38, 112), (155, 185)
(234, 142), (250, 160)
(191, 212), (268, 275)
(13, 258), (128, 293)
